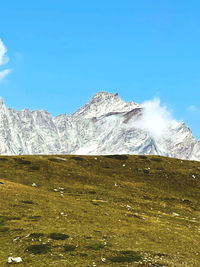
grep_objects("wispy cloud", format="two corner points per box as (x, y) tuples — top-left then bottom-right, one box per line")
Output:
(187, 105), (200, 113)
(0, 39), (11, 81)
(134, 98), (178, 140)
(0, 69), (11, 81)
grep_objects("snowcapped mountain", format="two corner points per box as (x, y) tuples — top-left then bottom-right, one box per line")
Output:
(72, 92), (140, 119)
(0, 92), (199, 160)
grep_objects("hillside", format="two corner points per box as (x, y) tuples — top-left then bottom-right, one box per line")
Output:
(0, 155), (200, 266)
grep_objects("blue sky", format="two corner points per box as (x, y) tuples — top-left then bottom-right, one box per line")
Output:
(0, 0), (200, 139)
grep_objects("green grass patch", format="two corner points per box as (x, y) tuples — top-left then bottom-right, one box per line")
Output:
(88, 190), (96, 194)
(0, 216), (8, 225)
(49, 233), (69, 240)
(29, 165), (40, 170)
(26, 244), (51, 254)
(150, 157), (163, 162)
(48, 158), (63, 163)
(29, 233), (44, 238)
(86, 242), (104, 250)
(109, 251), (142, 263)
(0, 227), (9, 232)
(0, 158), (8, 161)
(138, 155), (147, 159)
(21, 200), (34, 204)
(70, 156), (84, 161)
(13, 158), (31, 165)
(0, 215), (21, 227)
(28, 216), (41, 221)
(104, 155), (128, 160)
(63, 245), (76, 252)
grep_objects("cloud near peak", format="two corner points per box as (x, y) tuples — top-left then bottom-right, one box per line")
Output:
(133, 98), (178, 140)
(0, 39), (11, 81)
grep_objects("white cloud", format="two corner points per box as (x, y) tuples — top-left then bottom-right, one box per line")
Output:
(0, 69), (11, 81)
(134, 98), (177, 140)
(187, 105), (200, 113)
(0, 39), (11, 82)
(0, 39), (9, 66)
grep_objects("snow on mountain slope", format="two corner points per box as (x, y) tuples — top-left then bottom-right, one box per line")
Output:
(0, 92), (199, 160)
(190, 141), (200, 161)
(72, 91), (140, 119)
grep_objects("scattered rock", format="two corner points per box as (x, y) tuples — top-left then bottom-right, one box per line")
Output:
(59, 187), (65, 190)
(126, 204), (134, 211)
(172, 212), (179, 217)
(8, 257), (22, 263)
(91, 199), (107, 203)
(133, 213), (146, 220)
(13, 236), (20, 242)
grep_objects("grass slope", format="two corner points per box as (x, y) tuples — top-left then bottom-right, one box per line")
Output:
(0, 155), (200, 266)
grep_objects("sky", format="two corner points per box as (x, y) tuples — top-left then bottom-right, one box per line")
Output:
(0, 0), (200, 139)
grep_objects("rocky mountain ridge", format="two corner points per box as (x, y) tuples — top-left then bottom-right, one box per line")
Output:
(0, 92), (199, 160)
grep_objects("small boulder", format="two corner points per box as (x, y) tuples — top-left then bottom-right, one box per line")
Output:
(8, 257), (22, 263)
(172, 212), (179, 217)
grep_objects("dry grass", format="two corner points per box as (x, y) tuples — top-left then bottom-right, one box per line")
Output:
(0, 154), (200, 266)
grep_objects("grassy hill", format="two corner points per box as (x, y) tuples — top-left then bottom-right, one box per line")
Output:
(0, 154), (200, 266)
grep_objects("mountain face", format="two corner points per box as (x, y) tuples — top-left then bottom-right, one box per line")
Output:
(0, 92), (199, 160)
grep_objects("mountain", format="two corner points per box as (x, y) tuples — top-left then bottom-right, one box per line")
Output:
(0, 92), (199, 160)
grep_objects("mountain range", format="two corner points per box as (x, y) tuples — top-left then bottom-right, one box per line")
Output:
(0, 91), (199, 160)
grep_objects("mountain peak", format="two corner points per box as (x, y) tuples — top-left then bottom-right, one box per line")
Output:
(72, 91), (140, 119)
(0, 96), (5, 106)
(92, 91), (119, 100)
(0, 96), (6, 111)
